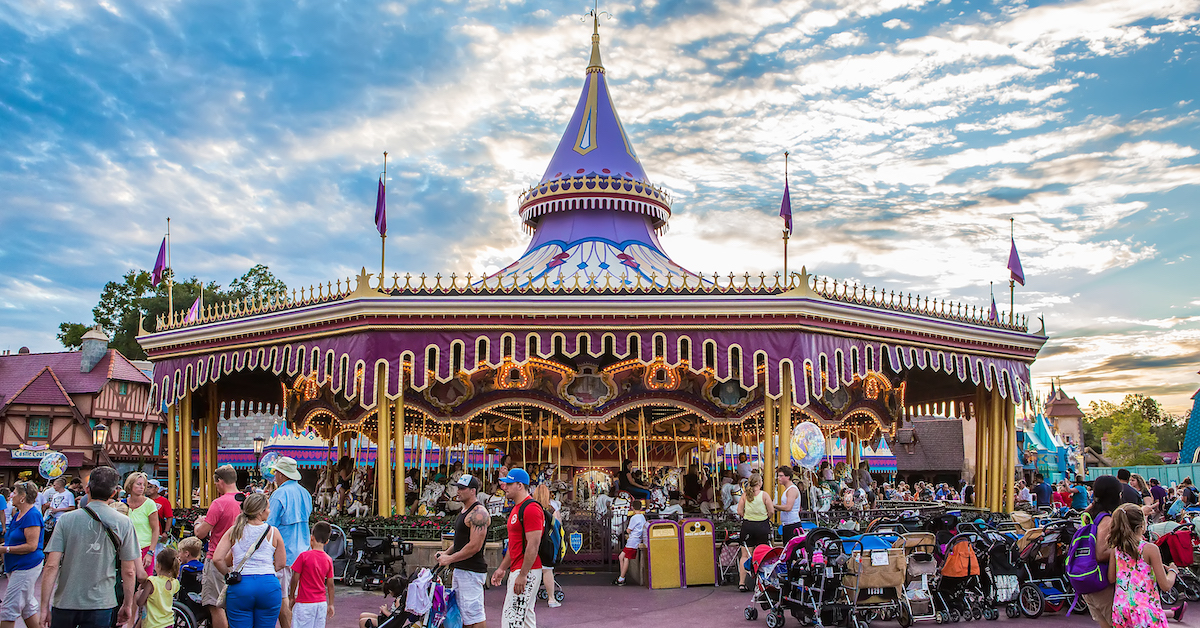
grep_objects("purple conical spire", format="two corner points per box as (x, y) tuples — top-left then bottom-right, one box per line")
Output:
(540, 19), (648, 185)
(490, 19), (697, 288)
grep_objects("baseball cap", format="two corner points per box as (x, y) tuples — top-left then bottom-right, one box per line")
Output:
(455, 474), (482, 491)
(498, 468), (530, 486)
(148, 479), (162, 489)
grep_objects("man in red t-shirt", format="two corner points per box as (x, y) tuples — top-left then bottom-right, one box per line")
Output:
(193, 464), (242, 628)
(490, 468), (543, 628)
(289, 521), (335, 628)
(148, 479), (173, 542)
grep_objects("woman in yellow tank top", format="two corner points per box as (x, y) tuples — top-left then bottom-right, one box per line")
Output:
(736, 473), (775, 591)
(137, 549), (181, 628)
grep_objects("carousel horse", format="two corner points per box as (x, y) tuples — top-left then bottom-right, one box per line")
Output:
(419, 480), (446, 515)
(315, 463), (336, 513)
(350, 465), (368, 499)
(346, 497), (370, 517)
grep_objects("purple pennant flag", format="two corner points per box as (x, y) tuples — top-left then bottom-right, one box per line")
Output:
(1007, 238), (1025, 286)
(779, 177), (792, 234)
(374, 177), (387, 236)
(151, 237), (167, 287)
(183, 296), (201, 323)
(989, 294), (999, 322)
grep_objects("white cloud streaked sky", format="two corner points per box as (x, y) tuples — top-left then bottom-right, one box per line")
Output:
(2, 0), (1199, 414)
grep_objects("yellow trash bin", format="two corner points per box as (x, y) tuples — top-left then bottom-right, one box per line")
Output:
(681, 518), (716, 586)
(646, 520), (682, 589)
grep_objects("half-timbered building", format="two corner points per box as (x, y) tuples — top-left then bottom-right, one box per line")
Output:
(0, 328), (163, 483)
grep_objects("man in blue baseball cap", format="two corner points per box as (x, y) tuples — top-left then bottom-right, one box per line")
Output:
(490, 468), (543, 628)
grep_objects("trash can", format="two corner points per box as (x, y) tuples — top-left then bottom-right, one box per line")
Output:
(681, 518), (716, 586)
(646, 520), (682, 589)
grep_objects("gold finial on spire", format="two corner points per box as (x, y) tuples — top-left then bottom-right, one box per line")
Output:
(584, 5), (609, 73)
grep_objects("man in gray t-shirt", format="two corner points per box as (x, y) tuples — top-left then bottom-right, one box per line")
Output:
(39, 466), (139, 628)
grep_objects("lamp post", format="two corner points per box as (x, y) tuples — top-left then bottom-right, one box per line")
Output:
(92, 422), (109, 465)
(253, 436), (265, 482)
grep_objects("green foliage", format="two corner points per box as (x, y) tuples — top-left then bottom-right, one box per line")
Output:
(1084, 394), (1176, 465)
(56, 322), (89, 349)
(59, 266), (288, 360)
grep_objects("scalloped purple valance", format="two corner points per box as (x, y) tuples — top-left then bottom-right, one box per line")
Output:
(150, 329), (1030, 414)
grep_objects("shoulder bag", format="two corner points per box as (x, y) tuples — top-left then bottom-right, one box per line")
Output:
(82, 505), (126, 606)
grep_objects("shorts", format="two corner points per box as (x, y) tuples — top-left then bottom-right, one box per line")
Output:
(740, 520), (771, 548)
(452, 569), (487, 626)
(1083, 587), (1115, 628)
(0, 564), (42, 621)
(292, 601), (328, 628)
(277, 566), (293, 597)
(622, 547), (638, 560)
(200, 559), (225, 607)
(500, 569), (541, 628)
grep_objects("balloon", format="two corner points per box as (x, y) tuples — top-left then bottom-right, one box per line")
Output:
(791, 422), (825, 470)
(39, 452), (68, 480)
(259, 451), (280, 481)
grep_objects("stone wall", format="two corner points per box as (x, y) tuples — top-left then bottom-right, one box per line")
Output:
(217, 412), (279, 449)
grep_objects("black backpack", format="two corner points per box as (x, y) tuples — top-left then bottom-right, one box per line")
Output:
(517, 499), (556, 567)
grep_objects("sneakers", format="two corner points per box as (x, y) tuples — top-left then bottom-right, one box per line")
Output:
(1174, 601), (1187, 622)
(548, 600), (562, 608)
(612, 577), (627, 586)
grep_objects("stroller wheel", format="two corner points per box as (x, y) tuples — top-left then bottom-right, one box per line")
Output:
(896, 604), (913, 628)
(554, 588), (565, 602)
(766, 610), (785, 628)
(745, 607), (759, 621)
(537, 588), (548, 601)
(949, 610), (960, 623)
(983, 607), (998, 621)
(1018, 584), (1045, 619)
(971, 606), (982, 620)
(1005, 605), (1018, 619)
(934, 612), (944, 624)
(1161, 587), (1179, 607)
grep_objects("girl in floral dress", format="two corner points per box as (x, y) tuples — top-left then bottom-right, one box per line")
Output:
(1108, 503), (1187, 627)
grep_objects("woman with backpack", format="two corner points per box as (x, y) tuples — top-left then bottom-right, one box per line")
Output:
(213, 494), (287, 628)
(533, 485), (563, 608)
(1079, 475), (1123, 628)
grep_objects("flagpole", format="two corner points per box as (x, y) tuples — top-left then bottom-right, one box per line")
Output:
(782, 151), (789, 282)
(381, 152), (388, 288)
(1009, 218), (1015, 325)
(166, 217), (173, 318)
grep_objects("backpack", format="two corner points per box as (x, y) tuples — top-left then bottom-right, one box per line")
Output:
(517, 499), (556, 568)
(545, 512), (566, 567)
(1065, 511), (1110, 616)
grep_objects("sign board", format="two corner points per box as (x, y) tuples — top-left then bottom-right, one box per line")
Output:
(568, 532), (583, 554)
(12, 449), (53, 459)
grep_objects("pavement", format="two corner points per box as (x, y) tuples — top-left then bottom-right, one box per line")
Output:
(328, 571), (1160, 628)
(5, 570), (1193, 628)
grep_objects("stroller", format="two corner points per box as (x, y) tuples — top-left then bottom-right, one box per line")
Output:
(744, 545), (788, 627)
(840, 535), (907, 628)
(350, 527), (415, 591)
(719, 530), (746, 586)
(978, 528), (1023, 618)
(933, 532), (994, 622)
(895, 532), (939, 625)
(1013, 520), (1083, 618)
(325, 523), (355, 583)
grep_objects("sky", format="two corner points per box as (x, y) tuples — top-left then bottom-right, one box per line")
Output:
(2, 0), (1199, 415)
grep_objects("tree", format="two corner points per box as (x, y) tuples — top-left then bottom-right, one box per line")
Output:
(1084, 394), (1174, 465)
(59, 265), (287, 360)
(228, 264), (288, 301)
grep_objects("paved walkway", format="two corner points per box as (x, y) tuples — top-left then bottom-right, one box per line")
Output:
(4, 570), (1184, 628)
(331, 572), (1130, 628)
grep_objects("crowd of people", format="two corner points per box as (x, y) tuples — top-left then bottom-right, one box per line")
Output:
(0, 458), (325, 628)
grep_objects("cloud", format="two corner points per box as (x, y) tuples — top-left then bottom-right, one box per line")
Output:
(0, 0), (1198, 413)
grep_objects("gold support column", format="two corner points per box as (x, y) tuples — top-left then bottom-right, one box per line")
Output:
(167, 404), (177, 507)
(779, 366), (793, 470)
(974, 389), (987, 510)
(394, 374), (405, 516)
(181, 390), (193, 509)
(375, 365), (392, 516)
(1003, 401), (1012, 513)
(989, 391), (1003, 512)
(206, 385), (219, 503)
(198, 410), (208, 504)
(763, 396), (776, 499)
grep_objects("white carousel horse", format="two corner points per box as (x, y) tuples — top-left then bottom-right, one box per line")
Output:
(350, 466), (368, 499)
(420, 480), (446, 514)
(346, 498), (370, 517)
(314, 463), (336, 513)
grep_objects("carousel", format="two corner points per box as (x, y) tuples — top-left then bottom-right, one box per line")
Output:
(137, 18), (1047, 518)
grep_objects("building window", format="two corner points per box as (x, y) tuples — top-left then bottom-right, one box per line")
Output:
(27, 416), (50, 440)
(120, 422), (131, 442)
(118, 382), (129, 395)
